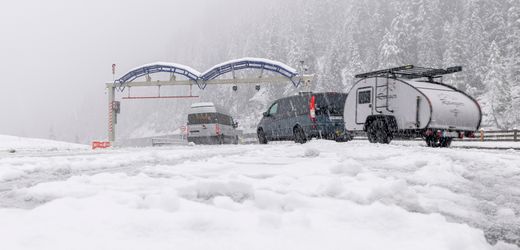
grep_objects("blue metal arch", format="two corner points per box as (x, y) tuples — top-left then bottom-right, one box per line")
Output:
(200, 58), (300, 88)
(114, 59), (302, 90)
(115, 63), (202, 89)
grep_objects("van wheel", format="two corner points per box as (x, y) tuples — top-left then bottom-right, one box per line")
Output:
(257, 128), (268, 144)
(293, 126), (307, 144)
(367, 119), (392, 144)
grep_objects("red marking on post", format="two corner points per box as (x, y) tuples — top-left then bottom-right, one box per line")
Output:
(92, 141), (111, 150)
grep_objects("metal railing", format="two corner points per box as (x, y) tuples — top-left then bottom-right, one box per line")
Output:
(473, 130), (519, 142)
(151, 137), (188, 146)
(242, 130), (520, 143)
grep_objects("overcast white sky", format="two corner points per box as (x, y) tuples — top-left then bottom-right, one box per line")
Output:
(0, 0), (264, 142)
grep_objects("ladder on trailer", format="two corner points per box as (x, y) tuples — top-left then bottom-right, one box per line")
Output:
(374, 78), (393, 113)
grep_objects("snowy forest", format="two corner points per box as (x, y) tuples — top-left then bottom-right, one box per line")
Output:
(119, 0), (520, 137)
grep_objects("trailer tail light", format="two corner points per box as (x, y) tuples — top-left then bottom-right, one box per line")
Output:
(309, 95), (317, 122)
(215, 124), (221, 135)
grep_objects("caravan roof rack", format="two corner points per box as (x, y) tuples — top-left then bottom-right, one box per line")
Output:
(355, 65), (462, 80)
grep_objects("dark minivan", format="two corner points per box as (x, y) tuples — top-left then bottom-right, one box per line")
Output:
(257, 92), (351, 144)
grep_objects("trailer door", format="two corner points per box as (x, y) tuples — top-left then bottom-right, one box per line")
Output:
(356, 87), (373, 124)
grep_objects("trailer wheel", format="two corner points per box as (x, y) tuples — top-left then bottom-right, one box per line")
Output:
(293, 125), (307, 144)
(441, 138), (453, 147)
(367, 125), (378, 143)
(258, 128), (268, 144)
(425, 137), (452, 148)
(367, 119), (392, 144)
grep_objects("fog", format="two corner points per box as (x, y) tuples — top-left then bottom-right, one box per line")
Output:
(0, 0), (270, 142)
(2, 0), (518, 143)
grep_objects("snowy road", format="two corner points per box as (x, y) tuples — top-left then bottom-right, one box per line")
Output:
(0, 140), (519, 250)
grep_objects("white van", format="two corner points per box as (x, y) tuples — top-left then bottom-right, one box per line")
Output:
(187, 102), (239, 144)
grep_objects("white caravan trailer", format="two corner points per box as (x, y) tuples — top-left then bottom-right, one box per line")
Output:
(187, 102), (239, 144)
(343, 65), (482, 147)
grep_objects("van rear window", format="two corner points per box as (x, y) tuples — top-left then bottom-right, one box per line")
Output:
(188, 113), (218, 125)
(188, 113), (233, 125)
(315, 93), (347, 116)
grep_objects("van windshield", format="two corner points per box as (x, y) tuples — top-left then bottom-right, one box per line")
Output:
(315, 93), (347, 116)
(188, 113), (218, 125)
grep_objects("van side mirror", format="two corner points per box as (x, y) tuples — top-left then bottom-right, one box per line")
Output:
(232, 122), (239, 128)
(263, 112), (268, 117)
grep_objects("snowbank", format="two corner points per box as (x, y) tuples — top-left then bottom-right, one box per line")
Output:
(0, 173), (492, 250)
(0, 135), (88, 152)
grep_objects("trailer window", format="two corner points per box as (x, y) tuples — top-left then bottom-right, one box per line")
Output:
(358, 91), (371, 104)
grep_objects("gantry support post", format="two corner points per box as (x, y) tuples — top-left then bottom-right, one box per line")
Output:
(107, 83), (116, 142)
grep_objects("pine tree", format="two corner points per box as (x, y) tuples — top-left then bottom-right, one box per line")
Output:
(482, 41), (511, 129)
(505, 1), (520, 127)
(388, 1), (416, 64)
(416, 0), (442, 67)
(462, 0), (488, 96)
(378, 28), (402, 68)
(344, 26), (365, 91)
(442, 18), (466, 91)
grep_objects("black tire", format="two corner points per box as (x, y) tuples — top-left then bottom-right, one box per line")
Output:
(367, 124), (378, 143)
(367, 119), (392, 144)
(257, 128), (268, 144)
(425, 137), (452, 148)
(440, 137), (452, 147)
(335, 134), (350, 143)
(425, 137), (435, 147)
(293, 126), (307, 144)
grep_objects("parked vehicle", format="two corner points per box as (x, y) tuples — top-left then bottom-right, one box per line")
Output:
(187, 102), (239, 144)
(343, 65), (482, 147)
(257, 92), (351, 144)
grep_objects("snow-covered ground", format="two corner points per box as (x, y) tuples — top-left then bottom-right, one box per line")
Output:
(0, 138), (519, 250)
(0, 135), (88, 153)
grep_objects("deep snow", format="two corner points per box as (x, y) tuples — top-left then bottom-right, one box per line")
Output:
(0, 138), (519, 250)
